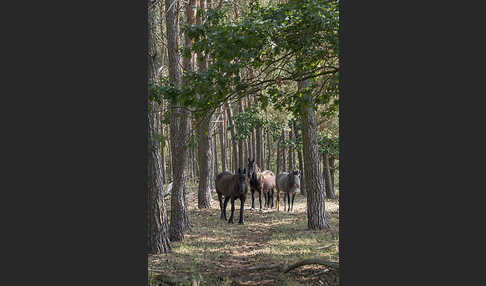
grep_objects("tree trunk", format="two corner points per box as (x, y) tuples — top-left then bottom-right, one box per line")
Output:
(299, 79), (328, 230)
(329, 156), (336, 191)
(323, 153), (335, 199)
(281, 129), (287, 172)
(295, 121), (306, 196)
(167, 0), (191, 241)
(148, 0), (170, 254)
(209, 135), (215, 190)
(252, 129), (257, 163)
(192, 0), (212, 209)
(256, 126), (263, 169)
(288, 125), (293, 172)
(276, 135), (281, 175)
(167, 125), (172, 182)
(238, 98), (244, 169)
(214, 132), (219, 174)
(160, 104), (166, 185)
(219, 107), (227, 172)
(266, 131), (272, 171)
(225, 102), (238, 172)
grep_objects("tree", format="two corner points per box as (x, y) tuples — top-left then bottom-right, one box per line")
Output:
(238, 98), (244, 169)
(147, 0), (170, 254)
(195, 0), (213, 209)
(225, 101), (238, 172)
(323, 152), (335, 199)
(300, 79), (328, 229)
(219, 106), (227, 171)
(167, 0), (191, 241)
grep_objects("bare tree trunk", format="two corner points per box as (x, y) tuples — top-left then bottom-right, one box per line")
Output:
(167, 125), (172, 182)
(193, 0), (212, 209)
(276, 135), (281, 175)
(148, 0), (170, 254)
(329, 156), (336, 191)
(160, 103), (166, 185)
(295, 121), (306, 196)
(238, 98), (244, 169)
(299, 79), (328, 229)
(266, 131), (272, 171)
(288, 126), (293, 172)
(209, 135), (215, 190)
(281, 129), (287, 172)
(323, 153), (335, 199)
(252, 129), (256, 162)
(167, 0), (191, 241)
(219, 107), (227, 171)
(291, 122), (296, 171)
(225, 102), (238, 172)
(256, 125), (263, 169)
(214, 133), (219, 175)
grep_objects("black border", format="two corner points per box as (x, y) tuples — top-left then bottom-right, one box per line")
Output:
(4, 0), (479, 285)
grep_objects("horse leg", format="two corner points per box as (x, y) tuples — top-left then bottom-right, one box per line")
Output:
(258, 190), (262, 210)
(276, 188), (280, 211)
(238, 196), (245, 224)
(222, 196), (230, 220)
(217, 192), (223, 219)
(264, 191), (268, 209)
(287, 192), (291, 212)
(251, 189), (255, 210)
(228, 197), (235, 224)
(270, 189), (273, 209)
(283, 191), (286, 212)
(291, 192), (296, 212)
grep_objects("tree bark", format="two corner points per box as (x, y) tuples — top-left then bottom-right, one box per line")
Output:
(329, 155), (336, 191)
(323, 153), (335, 199)
(299, 79), (328, 230)
(214, 132), (219, 175)
(288, 124), (294, 172)
(167, 0), (191, 241)
(266, 131), (272, 171)
(252, 129), (257, 162)
(276, 135), (281, 175)
(237, 98), (244, 169)
(193, 0), (212, 209)
(256, 125), (263, 169)
(160, 104), (166, 185)
(167, 125), (172, 182)
(281, 129), (287, 172)
(225, 102), (238, 172)
(219, 107), (227, 171)
(296, 122), (306, 196)
(148, 0), (170, 254)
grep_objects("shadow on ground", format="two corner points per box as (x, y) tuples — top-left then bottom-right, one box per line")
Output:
(149, 188), (339, 286)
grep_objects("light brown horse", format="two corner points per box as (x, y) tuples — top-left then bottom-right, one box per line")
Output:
(276, 170), (301, 212)
(261, 170), (276, 209)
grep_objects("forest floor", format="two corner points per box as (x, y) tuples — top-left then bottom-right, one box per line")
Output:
(149, 184), (339, 286)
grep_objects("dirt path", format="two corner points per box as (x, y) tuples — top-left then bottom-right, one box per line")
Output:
(150, 188), (339, 286)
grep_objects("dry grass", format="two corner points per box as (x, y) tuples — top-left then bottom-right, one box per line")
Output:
(149, 185), (339, 286)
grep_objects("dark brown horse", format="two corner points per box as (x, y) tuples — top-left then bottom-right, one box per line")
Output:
(247, 159), (264, 210)
(215, 168), (248, 224)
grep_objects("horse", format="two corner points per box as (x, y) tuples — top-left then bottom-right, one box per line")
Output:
(276, 170), (301, 212)
(215, 168), (248, 224)
(261, 170), (276, 209)
(247, 159), (276, 210)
